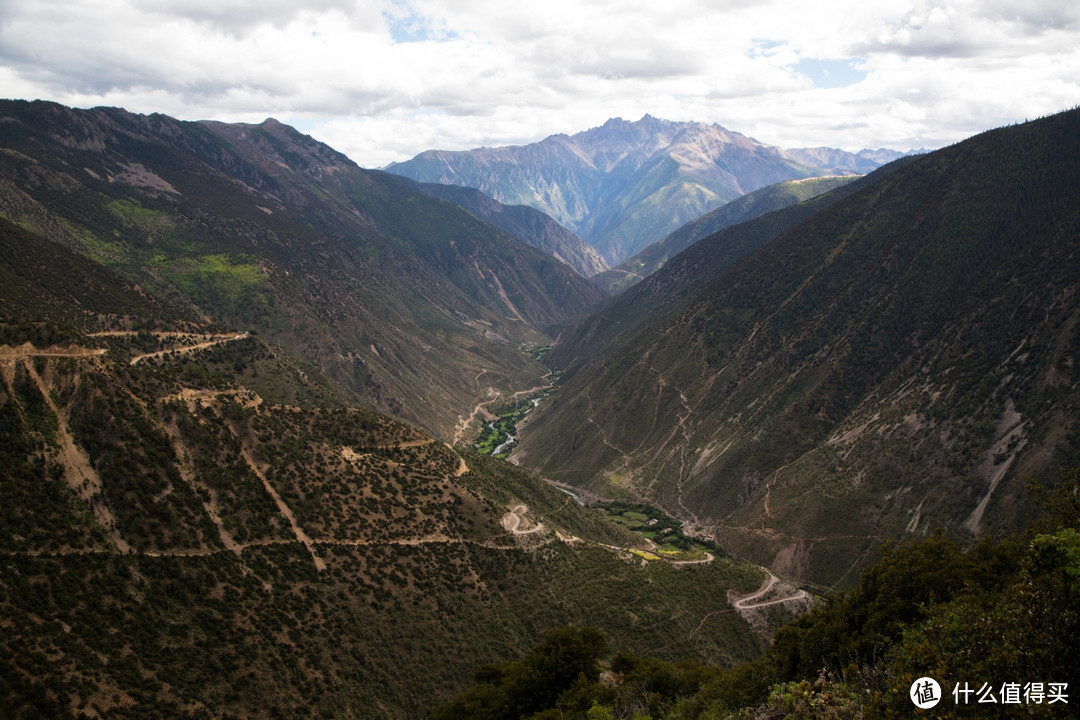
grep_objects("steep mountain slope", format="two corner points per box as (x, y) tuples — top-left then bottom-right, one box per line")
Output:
(0, 216), (197, 333)
(384, 175), (609, 277)
(0, 100), (605, 438)
(543, 162), (916, 381)
(593, 175), (860, 295)
(386, 115), (887, 265)
(0, 222), (773, 718)
(513, 110), (1080, 587)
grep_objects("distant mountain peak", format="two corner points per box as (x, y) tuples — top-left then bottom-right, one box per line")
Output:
(388, 115), (893, 264)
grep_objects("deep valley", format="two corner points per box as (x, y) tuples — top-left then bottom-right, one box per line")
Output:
(2, 100), (1078, 719)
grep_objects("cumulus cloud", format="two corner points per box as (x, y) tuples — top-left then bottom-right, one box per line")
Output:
(976, 0), (1080, 33)
(132, 0), (366, 35)
(1, 0), (1077, 167)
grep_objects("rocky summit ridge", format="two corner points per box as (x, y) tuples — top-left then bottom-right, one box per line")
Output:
(386, 114), (902, 264)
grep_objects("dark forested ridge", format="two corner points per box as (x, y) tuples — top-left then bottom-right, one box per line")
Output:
(515, 109), (1080, 587)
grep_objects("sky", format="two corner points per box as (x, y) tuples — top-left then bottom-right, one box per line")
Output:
(1, 0), (1078, 168)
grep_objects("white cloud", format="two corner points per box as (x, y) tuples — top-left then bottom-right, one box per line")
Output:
(1, 0), (1077, 167)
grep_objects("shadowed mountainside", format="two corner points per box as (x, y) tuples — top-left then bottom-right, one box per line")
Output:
(384, 174), (610, 277)
(514, 110), (1080, 587)
(592, 175), (859, 295)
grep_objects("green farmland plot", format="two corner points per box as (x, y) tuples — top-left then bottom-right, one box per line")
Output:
(598, 501), (720, 561)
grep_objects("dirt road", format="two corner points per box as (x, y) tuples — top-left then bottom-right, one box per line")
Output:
(129, 332), (249, 365)
(732, 568), (811, 610)
(500, 504), (545, 535)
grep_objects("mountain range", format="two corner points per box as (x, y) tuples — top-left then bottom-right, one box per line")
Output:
(2, 98), (1078, 718)
(0, 101), (780, 718)
(512, 109), (1080, 587)
(386, 115), (906, 265)
(0, 100), (605, 440)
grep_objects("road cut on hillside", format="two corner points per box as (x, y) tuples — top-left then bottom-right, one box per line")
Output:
(729, 568), (811, 610)
(129, 331), (249, 365)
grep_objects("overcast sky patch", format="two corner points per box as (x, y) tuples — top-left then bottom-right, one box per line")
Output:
(1, 0), (1076, 168)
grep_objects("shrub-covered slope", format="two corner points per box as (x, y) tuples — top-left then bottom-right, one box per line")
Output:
(0, 219), (771, 719)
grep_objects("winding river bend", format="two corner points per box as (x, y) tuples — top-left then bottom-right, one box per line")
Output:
(476, 395), (544, 458)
